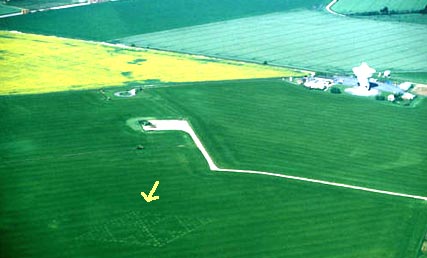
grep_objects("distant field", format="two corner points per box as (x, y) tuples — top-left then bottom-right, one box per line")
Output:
(5, 0), (80, 10)
(392, 72), (427, 84)
(1, 80), (426, 257)
(118, 10), (427, 75)
(0, 31), (302, 95)
(0, 0), (329, 40)
(331, 0), (427, 14)
(0, 4), (21, 15)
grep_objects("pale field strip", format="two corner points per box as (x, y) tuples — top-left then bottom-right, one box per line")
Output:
(120, 10), (427, 73)
(143, 120), (427, 201)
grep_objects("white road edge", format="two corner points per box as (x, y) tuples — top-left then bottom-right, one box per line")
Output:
(325, 0), (346, 17)
(0, 2), (90, 19)
(143, 120), (427, 201)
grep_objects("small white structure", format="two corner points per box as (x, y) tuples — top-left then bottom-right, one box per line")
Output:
(114, 88), (138, 97)
(387, 94), (395, 102)
(399, 82), (412, 91)
(383, 70), (391, 77)
(353, 62), (376, 89)
(402, 92), (415, 100)
(129, 88), (137, 96)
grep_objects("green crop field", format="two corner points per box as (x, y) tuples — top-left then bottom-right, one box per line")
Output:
(2, 0), (427, 257)
(331, 0), (427, 14)
(153, 80), (427, 196)
(0, 0), (329, 40)
(1, 80), (427, 258)
(118, 10), (427, 75)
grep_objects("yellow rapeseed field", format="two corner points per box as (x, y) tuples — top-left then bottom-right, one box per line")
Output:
(0, 31), (305, 95)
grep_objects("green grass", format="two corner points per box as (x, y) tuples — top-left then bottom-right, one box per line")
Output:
(0, 0), (329, 41)
(1, 79), (427, 257)
(1, 2), (426, 256)
(118, 10), (427, 74)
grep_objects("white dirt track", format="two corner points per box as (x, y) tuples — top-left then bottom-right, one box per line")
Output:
(326, 0), (346, 17)
(143, 120), (427, 201)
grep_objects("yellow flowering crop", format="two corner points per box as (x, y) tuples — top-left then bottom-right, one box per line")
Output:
(0, 31), (305, 95)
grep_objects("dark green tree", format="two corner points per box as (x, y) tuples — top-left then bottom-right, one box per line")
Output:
(380, 6), (389, 14)
(330, 87), (341, 94)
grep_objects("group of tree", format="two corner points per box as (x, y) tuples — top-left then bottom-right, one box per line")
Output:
(379, 4), (427, 15)
(352, 5), (427, 16)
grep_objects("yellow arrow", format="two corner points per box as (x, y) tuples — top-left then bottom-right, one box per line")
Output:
(141, 181), (160, 202)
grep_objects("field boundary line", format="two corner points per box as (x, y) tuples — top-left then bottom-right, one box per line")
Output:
(0, 2), (90, 19)
(0, 0), (125, 19)
(143, 120), (427, 201)
(326, 0), (346, 17)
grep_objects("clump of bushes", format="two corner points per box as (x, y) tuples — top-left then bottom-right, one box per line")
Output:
(139, 120), (152, 126)
(394, 93), (403, 101)
(330, 87), (341, 94)
(375, 95), (385, 101)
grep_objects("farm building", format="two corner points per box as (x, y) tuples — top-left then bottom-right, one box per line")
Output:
(402, 92), (416, 100)
(399, 82), (412, 91)
(304, 77), (333, 90)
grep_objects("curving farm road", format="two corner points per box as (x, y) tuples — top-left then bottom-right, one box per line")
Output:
(143, 119), (427, 201)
